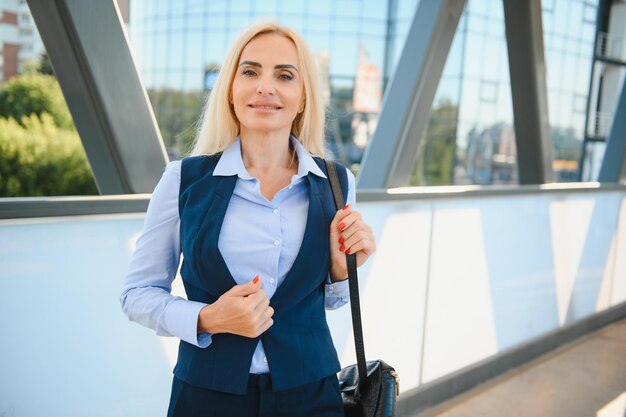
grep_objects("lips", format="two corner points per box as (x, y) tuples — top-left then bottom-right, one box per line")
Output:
(248, 102), (282, 110)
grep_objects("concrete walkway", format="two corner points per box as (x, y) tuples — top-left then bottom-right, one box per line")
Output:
(413, 318), (626, 417)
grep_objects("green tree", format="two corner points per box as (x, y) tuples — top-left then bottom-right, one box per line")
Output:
(147, 88), (204, 156)
(0, 113), (97, 197)
(37, 52), (55, 76)
(0, 73), (73, 130)
(411, 99), (458, 186)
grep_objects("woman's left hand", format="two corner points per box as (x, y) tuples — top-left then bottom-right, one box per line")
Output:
(329, 204), (376, 282)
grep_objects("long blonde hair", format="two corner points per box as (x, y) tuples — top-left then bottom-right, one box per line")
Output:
(189, 22), (325, 157)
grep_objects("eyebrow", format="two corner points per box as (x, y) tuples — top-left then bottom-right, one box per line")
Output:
(238, 60), (299, 73)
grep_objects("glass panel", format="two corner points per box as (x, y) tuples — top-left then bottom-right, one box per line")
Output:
(127, 0), (416, 167)
(410, 0), (518, 186)
(363, 0), (387, 20)
(254, 0), (279, 15)
(542, 0), (597, 182)
(0, 1), (98, 196)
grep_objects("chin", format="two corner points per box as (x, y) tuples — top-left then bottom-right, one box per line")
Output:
(241, 122), (292, 136)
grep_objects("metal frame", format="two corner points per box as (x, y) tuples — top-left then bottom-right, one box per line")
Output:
(599, 75), (626, 182)
(503, 0), (554, 184)
(26, 0), (167, 194)
(0, 195), (150, 219)
(382, 0), (399, 91)
(4, 182), (625, 219)
(357, 0), (467, 189)
(580, 0), (614, 181)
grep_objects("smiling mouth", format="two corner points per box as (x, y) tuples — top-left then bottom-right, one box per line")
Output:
(249, 105), (282, 110)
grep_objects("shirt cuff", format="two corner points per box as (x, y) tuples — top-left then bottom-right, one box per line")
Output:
(158, 299), (213, 348)
(325, 276), (350, 310)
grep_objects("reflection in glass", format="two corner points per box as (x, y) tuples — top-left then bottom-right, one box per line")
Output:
(126, 0), (602, 186)
(411, 0), (599, 186)
(128, 0), (409, 169)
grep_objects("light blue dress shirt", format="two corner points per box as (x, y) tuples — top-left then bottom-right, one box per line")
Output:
(120, 135), (354, 375)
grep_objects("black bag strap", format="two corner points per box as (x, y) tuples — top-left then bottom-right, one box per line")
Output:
(325, 159), (368, 392)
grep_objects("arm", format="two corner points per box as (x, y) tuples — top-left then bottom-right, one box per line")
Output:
(119, 160), (212, 347)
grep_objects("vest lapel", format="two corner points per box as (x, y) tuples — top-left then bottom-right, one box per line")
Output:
(192, 174), (240, 297)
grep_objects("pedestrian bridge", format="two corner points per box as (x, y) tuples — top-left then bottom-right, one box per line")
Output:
(2, 182), (624, 416)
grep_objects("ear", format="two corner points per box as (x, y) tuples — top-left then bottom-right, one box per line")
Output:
(298, 98), (305, 113)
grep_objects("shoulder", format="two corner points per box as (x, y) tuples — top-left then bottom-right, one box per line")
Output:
(180, 154), (221, 168)
(178, 154), (222, 182)
(164, 159), (182, 179)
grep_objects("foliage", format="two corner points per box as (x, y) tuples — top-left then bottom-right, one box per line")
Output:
(0, 113), (97, 197)
(21, 52), (55, 76)
(37, 52), (55, 76)
(411, 99), (458, 186)
(147, 88), (204, 157)
(0, 72), (73, 130)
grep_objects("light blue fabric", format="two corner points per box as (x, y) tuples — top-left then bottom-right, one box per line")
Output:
(121, 135), (354, 375)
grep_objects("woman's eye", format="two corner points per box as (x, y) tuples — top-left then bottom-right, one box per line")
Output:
(279, 73), (294, 81)
(242, 69), (257, 77)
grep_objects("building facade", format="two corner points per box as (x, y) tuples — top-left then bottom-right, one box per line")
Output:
(126, 0), (620, 185)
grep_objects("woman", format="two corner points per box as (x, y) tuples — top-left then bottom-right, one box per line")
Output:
(120, 22), (376, 417)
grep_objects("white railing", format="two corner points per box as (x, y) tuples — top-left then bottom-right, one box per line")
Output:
(1, 186), (626, 416)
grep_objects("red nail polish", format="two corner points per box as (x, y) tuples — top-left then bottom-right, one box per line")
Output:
(343, 204), (350, 210)
(253, 275), (259, 284)
(338, 222), (346, 231)
(339, 236), (344, 244)
(340, 245), (345, 252)
(346, 249), (351, 254)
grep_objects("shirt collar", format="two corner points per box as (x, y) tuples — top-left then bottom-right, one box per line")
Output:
(213, 135), (327, 180)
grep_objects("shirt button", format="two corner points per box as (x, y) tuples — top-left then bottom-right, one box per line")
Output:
(263, 356), (268, 363)
(270, 277), (275, 284)
(273, 240), (280, 246)
(273, 208), (279, 214)
(288, 185), (293, 189)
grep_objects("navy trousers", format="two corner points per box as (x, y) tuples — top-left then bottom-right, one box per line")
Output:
(167, 373), (345, 417)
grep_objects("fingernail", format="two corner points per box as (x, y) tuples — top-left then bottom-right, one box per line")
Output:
(253, 275), (259, 284)
(340, 245), (345, 252)
(339, 236), (344, 244)
(346, 249), (351, 254)
(338, 222), (346, 231)
(343, 204), (350, 210)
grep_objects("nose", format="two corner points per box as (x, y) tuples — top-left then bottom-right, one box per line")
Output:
(256, 74), (275, 96)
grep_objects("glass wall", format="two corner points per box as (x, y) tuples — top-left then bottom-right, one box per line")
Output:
(543, 0), (597, 182)
(411, 0), (599, 186)
(411, 0), (517, 186)
(128, 0), (401, 165)
(128, 0), (606, 185)
(5, 0), (608, 194)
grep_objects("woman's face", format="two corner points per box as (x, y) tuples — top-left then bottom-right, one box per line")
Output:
(231, 33), (305, 137)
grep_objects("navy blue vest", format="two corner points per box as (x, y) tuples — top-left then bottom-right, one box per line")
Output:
(175, 153), (349, 395)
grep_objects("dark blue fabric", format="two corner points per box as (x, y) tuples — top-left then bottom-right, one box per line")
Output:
(167, 373), (345, 417)
(175, 153), (349, 395)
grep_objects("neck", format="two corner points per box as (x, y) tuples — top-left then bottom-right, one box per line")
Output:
(239, 129), (297, 173)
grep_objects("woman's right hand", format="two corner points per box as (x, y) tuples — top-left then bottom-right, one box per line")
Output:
(197, 275), (274, 338)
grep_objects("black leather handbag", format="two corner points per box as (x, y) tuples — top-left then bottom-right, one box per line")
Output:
(325, 160), (400, 417)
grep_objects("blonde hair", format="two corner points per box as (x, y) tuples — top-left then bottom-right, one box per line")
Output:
(189, 22), (325, 157)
